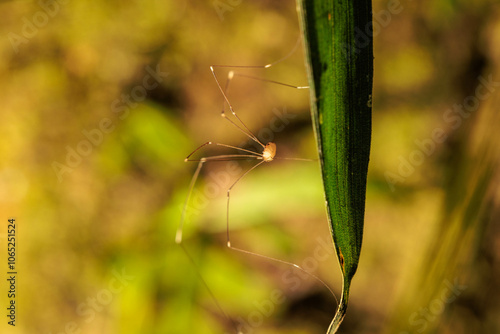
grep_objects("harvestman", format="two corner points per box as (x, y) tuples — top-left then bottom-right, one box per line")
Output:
(175, 39), (338, 332)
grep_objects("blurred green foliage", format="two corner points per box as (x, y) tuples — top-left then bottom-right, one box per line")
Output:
(0, 1), (499, 334)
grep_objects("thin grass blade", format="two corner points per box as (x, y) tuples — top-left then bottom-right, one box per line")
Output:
(297, 0), (373, 332)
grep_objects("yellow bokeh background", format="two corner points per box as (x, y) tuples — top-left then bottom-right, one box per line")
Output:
(1, 1), (499, 333)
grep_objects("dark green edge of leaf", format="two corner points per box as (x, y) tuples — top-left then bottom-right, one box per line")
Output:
(297, 0), (373, 332)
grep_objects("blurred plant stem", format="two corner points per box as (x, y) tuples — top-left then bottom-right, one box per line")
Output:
(386, 13), (500, 332)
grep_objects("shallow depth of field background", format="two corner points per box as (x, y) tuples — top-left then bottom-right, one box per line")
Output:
(1, 0), (499, 333)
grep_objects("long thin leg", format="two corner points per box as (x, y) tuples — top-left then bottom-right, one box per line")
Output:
(185, 141), (262, 163)
(210, 68), (310, 149)
(225, 160), (266, 248)
(211, 34), (304, 70)
(176, 153), (250, 334)
(179, 34), (337, 329)
(219, 71), (265, 146)
(217, 69), (308, 142)
(209, 42), (336, 302)
(224, 161), (339, 304)
(210, 70), (309, 146)
(177, 146), (262, 245)
(263, 34), (304, 69)
(230, 72), (309, 90)
(178, 243), (242, 333)
(210, 67), (265, 148)
(275, 157), (317, 162)
(176, 159), (204, 244)
(176, 149), (263, 333)
(210, 35), (307, 150)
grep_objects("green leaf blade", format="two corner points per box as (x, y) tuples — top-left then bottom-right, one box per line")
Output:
(297, 0), (373, 332)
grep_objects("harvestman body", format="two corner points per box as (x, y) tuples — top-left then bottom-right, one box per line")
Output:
(175, 40), (338, 333)
(175, 39), (309, 249)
